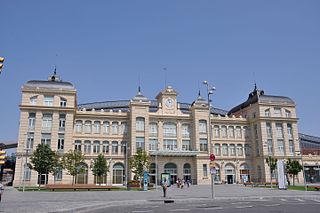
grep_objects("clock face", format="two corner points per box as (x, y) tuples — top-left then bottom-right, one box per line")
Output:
(165, 98), (174, 108)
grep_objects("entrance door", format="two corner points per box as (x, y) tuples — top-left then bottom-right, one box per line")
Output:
(227, 175), (233, 184)
(164, 163), (177, 185)
(113, 163), (125, 185)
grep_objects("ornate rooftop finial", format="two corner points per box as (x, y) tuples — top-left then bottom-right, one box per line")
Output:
(138, 85), (141, 95)
(198, 90), (201, 97)
(48, 65), (60, 82)
(54, 65), (57, 75)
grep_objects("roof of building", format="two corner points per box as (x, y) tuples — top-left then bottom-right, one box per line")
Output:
(228, 85), (294, 115)
(78, 100), (228, 116)
(23, 72), (75, 91)
(299, 133), (320, 149)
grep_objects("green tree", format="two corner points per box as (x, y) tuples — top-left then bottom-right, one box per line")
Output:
(91, 154), (109, 185)
(266, 156), (277, 188)
(286, 159), (303, 186)
(52, 152), (63, 184)
(30, 144), (57, 189)
(61, 150), (85, 185)
(129, 149), (150, 187)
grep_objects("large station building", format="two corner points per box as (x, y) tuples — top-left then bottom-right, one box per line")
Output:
(14, 72), (306, 186)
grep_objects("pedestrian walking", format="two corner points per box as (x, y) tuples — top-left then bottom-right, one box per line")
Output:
(162, 178), (168, 197)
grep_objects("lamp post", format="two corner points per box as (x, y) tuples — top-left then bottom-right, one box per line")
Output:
(203, 80), (216, 199)
(155, 143), (158, 191)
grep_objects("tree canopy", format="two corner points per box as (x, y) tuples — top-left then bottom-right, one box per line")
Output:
(91, 154), (109, 185)
(61, 150), (85, 184)
(129, 148), (150, 181)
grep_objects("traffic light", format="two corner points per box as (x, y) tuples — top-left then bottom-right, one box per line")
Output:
(0, 57), (4, 74)
(0, 150), (6, 165)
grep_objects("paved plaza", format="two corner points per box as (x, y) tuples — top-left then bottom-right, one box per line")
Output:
(0, 185), (319, 213)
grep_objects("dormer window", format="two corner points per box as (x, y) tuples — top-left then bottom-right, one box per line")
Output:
(30, 96), (37, 105)
(44, 96), (54, 106)
(60, 98), (67, 107)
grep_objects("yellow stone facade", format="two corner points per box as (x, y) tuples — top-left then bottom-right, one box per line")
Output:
(13, 74), (304, 187)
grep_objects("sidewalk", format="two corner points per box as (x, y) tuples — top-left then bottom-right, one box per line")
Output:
(1, 185), (319, 213)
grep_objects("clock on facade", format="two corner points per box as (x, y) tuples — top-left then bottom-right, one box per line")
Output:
(165, 98), (174, 108)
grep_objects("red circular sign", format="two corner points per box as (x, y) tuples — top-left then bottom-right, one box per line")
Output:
(210, 154), (215, 161)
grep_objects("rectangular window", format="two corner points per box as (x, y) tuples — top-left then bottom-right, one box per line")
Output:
(41, 133), (51, 146)
(30, 96), (37, 105)
(59, 114), (66, 131)
(222, 144), (228, 156)
(221, 126), (227, 138)
(182, 124), (190, 138)
(136, 118), (145, 131)
(163, 123), (177, 137)
(112, 141), (118, 154)
(93, 122), (100, 134)
(277, 139), (284, 155)
(276, 123), (283, 138)
(121, 122), (128, 135)
(102, 141), (109, 154)
(163, 139), (177, 151)
(44, 96), (54, 106)
(74, 140), (81, 151)
(93, 141), (100, 153)
(229, 145), (236, 156)
(149, 123), (158, 137)
(28, 113), (36, 130)
(182, 140), (191, 151)
(214, 144), (221, 156)
(84, 141), (91, 154)
(55, 168), (63, 181)
(229, 127), (234, 138)
(199, 138), (208, 152)
(285, 110), (291, 118)
(136, 137), (145, 150)
(60, 98), (67, 107)
(287, 124), (293, 139)
(112, 122), (118, 135)
(149, 139), (158, 151)
(236, 126), (242, 138)
(237, 145), (243, 156)
(26, 132), (34, 149)
(267, 139), (273, 156)
(214, 126), (220, 138)
(274, 108), (282, 117)
(42, 113), (52, 131)
(57, 134), (64, 151)
(23, 166), (31, 181)
(289, 139), (294, 155)
(266, 123), (272, 138)
(244, 144), (250, 156)
(75, 121), (82, 133)
(265, 109), (270, 117)
(203, 164), (208, 177)
(103, 121), (109, 134)
(199, 120), (207, 133)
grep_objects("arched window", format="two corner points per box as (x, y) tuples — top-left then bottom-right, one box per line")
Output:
(93, 121), (100, 134)
(229, 144), (236, 156)
(136, 117), (145, 131)
(214, 125), (220, 138)
(75, 120), (83, 133)
(237, 144), (243, 156)
(60, 97), (67, 107)
(30, 96), (37, 105)
(228, 126), (234, 138)
(183, 163), (191, 181)
(102, 141), (109, 154)
(76, 163), (88, 184)
(112, 141), (118, 154)
(84, 121), (92, 133)
(84, 140), (91, 154)
(103, 121), (109, 134)
(163, 122), (177, 137)
(112, 122), (118, 135)
(222, 144), (228, 156)
(221, 126), (227, 138)
(113, 163), (125, 184)
(236, 126), (242, 138)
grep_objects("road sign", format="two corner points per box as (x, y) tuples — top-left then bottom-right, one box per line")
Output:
(210, 154), (215, 161)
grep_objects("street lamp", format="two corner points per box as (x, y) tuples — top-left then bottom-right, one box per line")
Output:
(155, 143), (158, 191)
(203, 80), (216, 199)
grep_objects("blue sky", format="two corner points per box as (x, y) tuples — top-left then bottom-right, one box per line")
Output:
(0, 0), (320, 145)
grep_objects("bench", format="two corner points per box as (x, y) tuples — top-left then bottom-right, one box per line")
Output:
(45, 184), (117, 191)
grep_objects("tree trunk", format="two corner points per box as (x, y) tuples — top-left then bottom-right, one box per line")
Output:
(38, 173), (41, 190)
(72, 175), (75, 185)
(293, 175), (295, 186)
(285, 173), (291, 186)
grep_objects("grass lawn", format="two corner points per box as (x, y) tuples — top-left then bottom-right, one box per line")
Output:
(260, 185), (318, 191)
